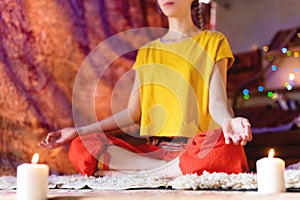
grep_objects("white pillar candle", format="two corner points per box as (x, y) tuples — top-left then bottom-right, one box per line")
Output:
(256, 148), (285, 193)
(17, 153), (49, 200)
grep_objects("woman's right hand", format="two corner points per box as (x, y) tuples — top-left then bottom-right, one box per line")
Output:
(39, 127), (78, 150)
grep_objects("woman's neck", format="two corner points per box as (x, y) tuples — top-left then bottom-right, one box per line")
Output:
(166, 17), (200, 39)
(161, 19), (200, 42)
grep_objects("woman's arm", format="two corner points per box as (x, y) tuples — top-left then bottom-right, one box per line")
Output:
(208, 58), (233, 124)
(209, 58), (252, 146)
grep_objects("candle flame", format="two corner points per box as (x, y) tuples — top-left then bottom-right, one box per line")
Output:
(31, 153), (39, 164)
(268, 148), (275, 158)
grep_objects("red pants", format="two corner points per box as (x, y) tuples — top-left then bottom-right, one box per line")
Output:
(68, 129), (249, 176)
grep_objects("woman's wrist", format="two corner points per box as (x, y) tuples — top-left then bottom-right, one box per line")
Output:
(75, 123), (102, 136)
(222, 116), (234, 127)
(76, 126), (88, 135)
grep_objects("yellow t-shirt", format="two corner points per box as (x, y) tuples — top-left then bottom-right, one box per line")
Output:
(132, 30), (234, 138)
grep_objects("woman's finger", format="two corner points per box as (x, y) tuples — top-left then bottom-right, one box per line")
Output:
(244, 125), (252, 142)
(224, 135), (231, 144)
(39, 141), (55, 150)
(240, 139), (247, 146)
(45, 131), (61, 143)
(232, 137), (241, 145)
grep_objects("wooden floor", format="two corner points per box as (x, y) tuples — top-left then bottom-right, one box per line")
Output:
(1, 189), (300, 200)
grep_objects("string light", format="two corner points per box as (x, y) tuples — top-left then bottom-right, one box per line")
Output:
(257, 85), (264, 92)
(281, 48), (287, 54)
(271, 65), (277, 71)
(243, 89), (249, 95)
(267, 55), (274, 62)
(286, 84), (293, 90)
(242, 89), (250, 100)
(240, 44), (300, 101)
(262, 45), (269, 52)
(243, 94), (250, 100)
(267, 91), (274, 98)
(289, 73), (295, 81)
(284, 81), (289, 87)
(287, 72), (295, 90)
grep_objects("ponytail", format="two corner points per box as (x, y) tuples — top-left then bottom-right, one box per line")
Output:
(191, 0), (204, 30)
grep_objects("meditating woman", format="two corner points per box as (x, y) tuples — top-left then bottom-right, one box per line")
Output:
(40, 0), (252, 177)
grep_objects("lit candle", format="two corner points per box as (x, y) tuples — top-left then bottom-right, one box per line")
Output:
(256, 148), (285, 193)
(17, 153), (49, 200)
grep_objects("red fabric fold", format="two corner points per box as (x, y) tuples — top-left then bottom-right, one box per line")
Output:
(69, 130), (249, 176)
(179, 129), (249, 175)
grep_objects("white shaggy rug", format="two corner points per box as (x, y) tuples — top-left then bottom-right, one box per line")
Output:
(1, 170), (300, 191)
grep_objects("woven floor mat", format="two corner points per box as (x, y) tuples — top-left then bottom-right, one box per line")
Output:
(1, 170), (300, 191)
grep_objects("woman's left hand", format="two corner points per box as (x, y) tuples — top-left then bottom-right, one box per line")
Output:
(222, 117), (252, 146)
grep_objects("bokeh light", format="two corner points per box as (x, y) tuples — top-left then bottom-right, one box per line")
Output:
(284, 81), (289, 87)
(289, 73), (295, 80)
(267, 56), (274, 62)
(286, 84), (293, 90)
(281, 48), (287, 54)
(271, 65), (277, 71)
(257, 85), (264, 92)
(267, 91), (274, 98)
(243, 89), (249, 95)
(263, 46), (269, 52)
(243, 94), (250, 100)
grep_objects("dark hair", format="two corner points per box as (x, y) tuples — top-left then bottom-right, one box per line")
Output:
(191, 0), (204, 30)
(156, 0), (204, 30)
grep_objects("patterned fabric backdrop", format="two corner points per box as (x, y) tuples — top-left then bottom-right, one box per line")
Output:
(0, 0), (210, 176)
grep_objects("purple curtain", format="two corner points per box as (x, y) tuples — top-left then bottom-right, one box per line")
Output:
(0, 0), (210, 176)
